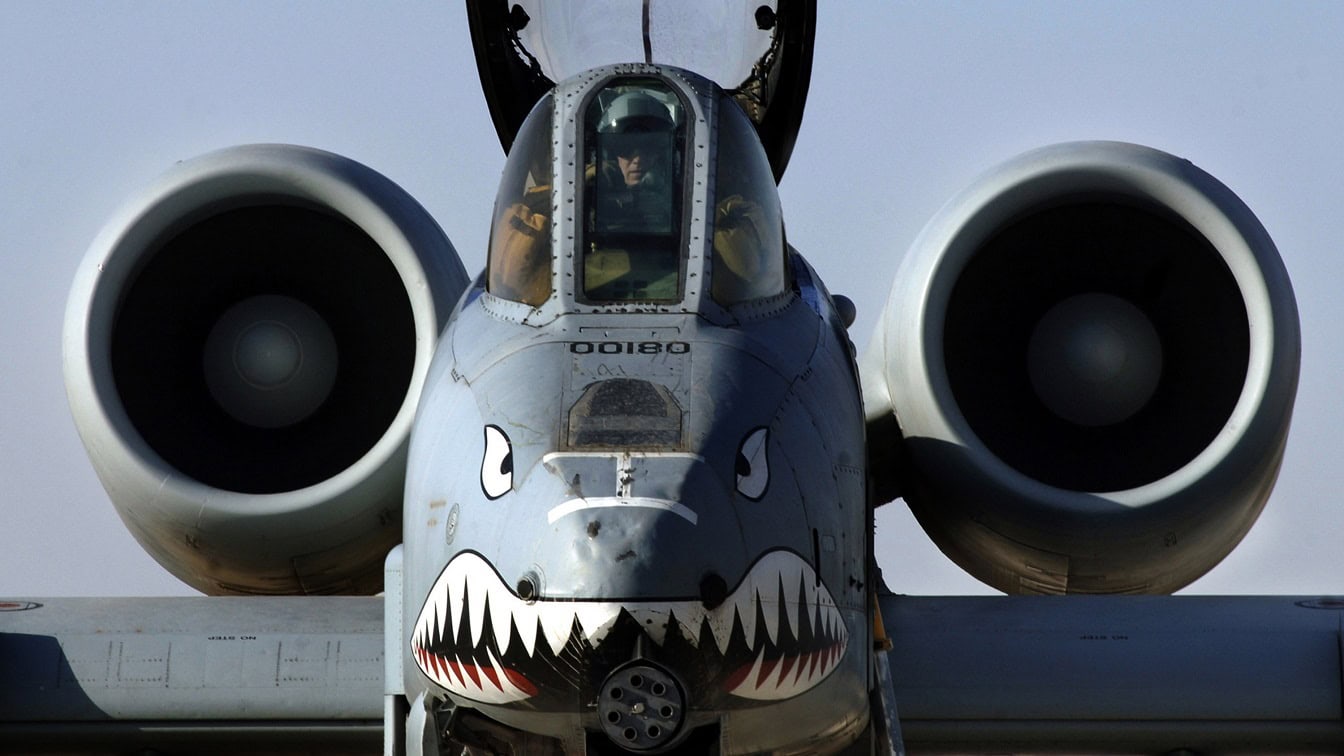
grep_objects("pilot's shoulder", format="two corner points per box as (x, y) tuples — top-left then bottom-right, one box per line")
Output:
(521, 184), (550, 212)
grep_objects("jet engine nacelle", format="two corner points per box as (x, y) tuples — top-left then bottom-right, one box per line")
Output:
(64, 145), (469, 595)
(863, 142), (1299, 594)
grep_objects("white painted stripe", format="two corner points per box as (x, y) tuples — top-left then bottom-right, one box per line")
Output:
(541, 451), (706, 463)
(546, 497), (699, 525)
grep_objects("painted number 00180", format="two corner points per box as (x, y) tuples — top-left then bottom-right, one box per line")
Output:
(569, 341), (690, 355)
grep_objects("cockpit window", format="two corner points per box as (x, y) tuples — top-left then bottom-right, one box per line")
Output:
(711, 94), (786, 305)
(487, 94), (554, 307)
(581, 79), (688, 303)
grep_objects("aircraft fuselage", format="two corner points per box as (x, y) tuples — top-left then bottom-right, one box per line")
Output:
(399, 63), (873, 753)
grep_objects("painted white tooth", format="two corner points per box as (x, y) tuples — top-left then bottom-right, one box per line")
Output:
(574, 602), (621, 646)
(479, 645), (506, 697)
(461, 658), (482, 691)
(487, 645), (528, 702)
(416, 649), (432, 686)
(834, 637), (850, 676)
(434, 584), (449, 641)
(774, 658), (802, 698)
(798, 652), (818, 691)
(425, 651), (446, 691)
(779, 566), (800, 641)
(650, 601), (702, 646)
(487, 579), (516, 656)
(683, 600), (707, 644)
(447, 570), (466, 641)
(540, 603), (575, 656)
(678, 601), (711, 650)
(434, 653), (455, 692)
(759, 570), (781, 647)
(823, 641), (842, 678)
(427, 605), (442, 649)
(802, 593), (820, 643)
(628, 606), (669, 646)
(796, 652), (816, 690)
(466, 569), (489, 649)
(731, 582), (758, 653)
(729, 645), (767, 697)
(443, 656), (462, 693)
(512, 600), (539, 658)
(802, 564), (819, 619)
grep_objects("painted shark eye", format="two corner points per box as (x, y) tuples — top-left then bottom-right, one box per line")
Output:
(481, 425), (513, 499)
(736, 427), (769, 500)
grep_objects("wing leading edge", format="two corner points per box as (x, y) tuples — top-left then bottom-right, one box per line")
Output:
(880, 593), (1344, 754)
(0, 597), (383, 755)
(8, 595), (1340, 753)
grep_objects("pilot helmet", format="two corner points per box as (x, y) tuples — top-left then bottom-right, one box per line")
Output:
(598, 91), (674, 134)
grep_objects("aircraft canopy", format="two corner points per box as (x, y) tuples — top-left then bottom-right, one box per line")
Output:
(486, 71), (787, 311)
(467, 0), (815, 182)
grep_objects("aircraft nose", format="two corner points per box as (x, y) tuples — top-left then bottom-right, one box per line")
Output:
(536, 453), (745, 601)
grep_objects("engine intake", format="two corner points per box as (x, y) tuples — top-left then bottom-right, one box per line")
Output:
(863, 142), (1299, 594)
(64, 145), (469, 595)
(944, 200), (1248, 493)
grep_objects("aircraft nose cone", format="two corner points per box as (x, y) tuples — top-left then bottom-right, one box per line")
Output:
(536, 454), (745, 601)
(546, 497), (718, 599)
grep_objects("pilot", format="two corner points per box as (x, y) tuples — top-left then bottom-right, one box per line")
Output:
(490, 84), (779, 307)
(584, 91), (684, 300)
(592, 91), (678, 234)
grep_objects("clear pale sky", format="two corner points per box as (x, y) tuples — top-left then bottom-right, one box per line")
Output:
(2, 2), (1341, 597)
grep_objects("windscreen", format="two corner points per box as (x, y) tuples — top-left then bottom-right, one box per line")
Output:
(581, 78), (688, 303)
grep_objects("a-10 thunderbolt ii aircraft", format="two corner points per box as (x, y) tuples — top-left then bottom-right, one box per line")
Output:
(3, 1), (1333, 754)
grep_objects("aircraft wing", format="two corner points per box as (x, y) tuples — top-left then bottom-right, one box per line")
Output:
(881, 593), (1344, 754)
(6, 594), (1339, 754)
(0, 597), (384, 755)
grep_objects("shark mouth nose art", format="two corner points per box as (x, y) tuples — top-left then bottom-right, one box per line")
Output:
(411, 550), (849, 708)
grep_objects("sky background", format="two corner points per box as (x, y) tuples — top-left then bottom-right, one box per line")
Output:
(2, 2), (1342, 597)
